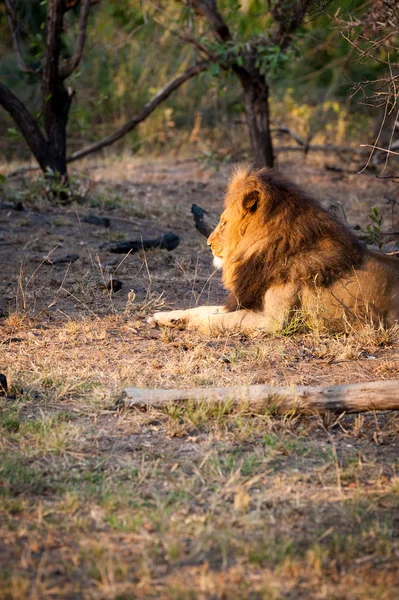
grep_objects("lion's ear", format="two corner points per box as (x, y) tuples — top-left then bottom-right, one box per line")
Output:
(242, 190), (260, 213)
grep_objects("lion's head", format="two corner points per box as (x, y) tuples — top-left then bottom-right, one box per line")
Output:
(207, 165), (364, 312)
(207, 165), (267, 271)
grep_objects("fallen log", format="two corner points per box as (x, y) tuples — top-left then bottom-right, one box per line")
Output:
(121, 380), (399, 415)
(44, 253), (80, 265)
(101, 232), (180, 254)
(82, 214), (111, 228)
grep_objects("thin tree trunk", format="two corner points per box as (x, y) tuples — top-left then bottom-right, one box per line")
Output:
(42, 0), (69, 176)
(45, 83), (73, 175)
(242, 79), (274, 168)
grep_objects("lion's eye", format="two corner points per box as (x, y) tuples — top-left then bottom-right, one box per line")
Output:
(220, 220), (227, 229)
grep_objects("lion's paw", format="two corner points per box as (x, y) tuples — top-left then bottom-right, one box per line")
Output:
(147, 310), (188, 329)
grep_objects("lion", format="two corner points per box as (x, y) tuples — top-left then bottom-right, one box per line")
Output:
(149, 165), (399, 334)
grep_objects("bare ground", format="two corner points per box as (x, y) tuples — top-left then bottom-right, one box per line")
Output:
(0, 155), (398, 599)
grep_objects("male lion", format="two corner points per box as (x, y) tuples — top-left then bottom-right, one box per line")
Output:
(149, 165), (399, 333)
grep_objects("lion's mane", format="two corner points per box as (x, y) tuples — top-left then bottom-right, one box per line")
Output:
(221, 166), (364, 312)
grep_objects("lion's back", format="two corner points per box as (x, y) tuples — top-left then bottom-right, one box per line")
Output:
(302, 250), (399, 328)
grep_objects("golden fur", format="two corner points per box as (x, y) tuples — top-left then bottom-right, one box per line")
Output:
(149, 166), (399, 333)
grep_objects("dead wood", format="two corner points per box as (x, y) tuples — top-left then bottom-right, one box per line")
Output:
(191, 204), (219, 238)
(44, 253), (80, 265)
(0, 374), (8, 396)
(82, 214), (111, 228)
(121, 380), (399, 415)
(102, 232), (180, 254)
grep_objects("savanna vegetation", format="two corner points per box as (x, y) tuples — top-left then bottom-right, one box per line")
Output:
(0, 1), (398, 599)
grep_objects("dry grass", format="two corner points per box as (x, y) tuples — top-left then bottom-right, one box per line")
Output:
(0, 156), (398, 599)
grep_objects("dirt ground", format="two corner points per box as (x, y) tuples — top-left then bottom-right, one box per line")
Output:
(0, 155), (398, 599)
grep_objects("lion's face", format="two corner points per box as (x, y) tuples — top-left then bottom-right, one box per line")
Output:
(207, 213), (226, 269)
(207, 203), (245, 270)
(207, 172), (261, 271)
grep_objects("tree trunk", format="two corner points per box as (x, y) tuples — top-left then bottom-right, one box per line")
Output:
(0, 79), (71, 177)
(1, 0), (92, 181)
(242, 78), (274, 168)
(44, 82), (73, 176)
(42, 0), (70, 177)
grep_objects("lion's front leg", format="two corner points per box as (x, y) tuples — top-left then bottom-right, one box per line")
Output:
(148, 306), (225, 330)
(149, 308), (276, 334)
(176, 308), (292, 334)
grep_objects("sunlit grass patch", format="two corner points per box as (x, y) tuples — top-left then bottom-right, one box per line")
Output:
(164, 398), (236, 428)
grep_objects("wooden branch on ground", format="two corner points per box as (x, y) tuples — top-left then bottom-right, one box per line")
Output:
(121, 380), (399, 415)
(101, 232), (180, 254)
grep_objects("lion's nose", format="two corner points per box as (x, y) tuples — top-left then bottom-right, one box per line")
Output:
(207, 236), (213, 246)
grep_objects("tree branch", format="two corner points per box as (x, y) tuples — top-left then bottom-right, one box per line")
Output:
(187, 0), (252, 86)
(67, 61), (209, 162)
(0, 83), (49, 171)
(60, 0), (92, 79)
(360, 144), (399, 157)
(271, 1), (313, 50)
(4, 0), (39, 75)
(271, 125), (306, 146)
(188, 0), (232, 43)
(65, 0), (100, 9)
